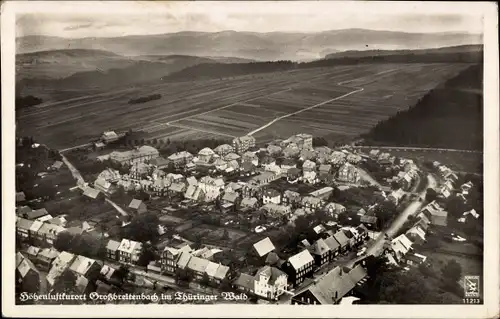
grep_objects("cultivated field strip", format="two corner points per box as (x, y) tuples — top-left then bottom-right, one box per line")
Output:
(16, 63), (470, 149)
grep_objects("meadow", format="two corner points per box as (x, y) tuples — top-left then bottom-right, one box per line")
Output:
(16, 63), (470, 150)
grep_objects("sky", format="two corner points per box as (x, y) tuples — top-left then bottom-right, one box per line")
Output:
(15, 1), (484, 38)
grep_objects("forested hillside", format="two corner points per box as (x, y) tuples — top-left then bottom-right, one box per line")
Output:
(361, 64), (483, 151)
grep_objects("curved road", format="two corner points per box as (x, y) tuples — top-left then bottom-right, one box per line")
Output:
(61, 153), (129, 216)
(350, 173), (437, 264)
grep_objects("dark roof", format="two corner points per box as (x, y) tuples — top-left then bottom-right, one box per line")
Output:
(265, 252), (280, 265)
(333, 231), (349, 247)
(16, 192), (26, 202)
(234, 273), (255, 291)
(26, 208), (49, 220)
(360, 215), (378, 224)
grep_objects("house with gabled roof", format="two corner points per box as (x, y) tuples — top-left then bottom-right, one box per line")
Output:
(308, 238), (331, 268)
(16, 191), (26, 203)
(69, 255), (102, 281)
(128, 199), (147, 214)
(254, 266), (288, 300)
(117, 239), (143, 264)
(214, 144), (234, 156)
(388, 234), (413, 262)
(333, 230), (350, 254)
(46, 251), (76, 288)
(16, 252), (40, 294)
(291, 264), (367, 305)
(186, 256), (210, 280)
(233, 273), (255, 294)
(253, 237), (275, 258)
(283, 249), (315, 287)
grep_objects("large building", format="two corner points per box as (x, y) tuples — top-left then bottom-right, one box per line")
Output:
(232, 135), (256, 154)
(109, 146), (159, 165)
(167, 151), (193, 168)
(337, 163), (360, 183)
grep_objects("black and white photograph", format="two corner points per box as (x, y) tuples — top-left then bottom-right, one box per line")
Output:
(2, 1), (499, 318)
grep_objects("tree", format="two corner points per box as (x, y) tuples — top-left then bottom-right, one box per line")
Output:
(200, 273), (211, 288)
(53, 231), (74, 252)
(391, 180), (400, 190)
(137, 243), (157, 267)
(425, 188), (438, 202)
(115, 265), (130, 284)
(122, 213), (160, 244)
(441, 259), (462, 283)
(222, 229), (229, 240)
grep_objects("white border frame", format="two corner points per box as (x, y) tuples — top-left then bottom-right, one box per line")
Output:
(2, 2), (499, 318)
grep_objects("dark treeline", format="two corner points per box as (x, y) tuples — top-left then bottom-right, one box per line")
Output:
(163, 50), (483, 82)
(15, 95), (43, 109)
(128, 94), (162, 104)
(361, 64), (483, 151)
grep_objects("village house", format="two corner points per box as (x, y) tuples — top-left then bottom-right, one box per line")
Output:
(329, 151), (347, 167)
(282, 190), (301, 207)
(214, 144), (234, 156)
(240, 161), (258, 177)
(388, 188), (405, 205)
(184, 184), (205, 202)
(360, 214), (378, 230)
(47, 215), (68, 228)
(240, 197), (259, 210)
(280, 158), (297, 172)
(128, 199), (147, 214)
(105, 240), (121, 261)
(324, 202), (347, 216)
(387, 234), (414, 262)
(346, 153), (362, 164)
(458, 208), (480, 223)
(303, 170), (318, 185)
(253, 237), (276, 258)
(461, 181), (474, 195)
(82, 187), (105, 201)
(291, 265), (367, 305)
(263, 161), (283, 176)
(333, 230), (350, 254)
(302, 160), (317, 173)
(283, 143), (301, 158)
(161, 244), (193, 275)
(46, 251), (76, 288)
(109, 146), (159, 165)
(117, 239), (143, 264)
(301, 196), (325, 211)
(168, 182), (187, 198)
(25, 208), (50, 220)
(249, 171), (279, 187)
(287, 167), (302, 182)
(404, 252), (428, 267)
(232, 135), (256, 154)
(69, 255), (102, 281)
(283, 249), (315, 287)
(420, 201), (448, 227)
(167, 151), (193, 168)
(147, 156), (169, 170)
(213, 158), (228, 172)
(94, 177), (114, 194)
(282, 134), (313, 150)
(267, 144), (282, 156)
(233, 273), (255, 294)
(262, 203), (292, 217)
(337, 163), (360, 183)
(263, 188), (281, 205)
(16, 218), (34, 241)
(309, 187), (334, 200)
(299, 149), (316, 162)
(253, 266), (288, 300)
(152, 177), (170, 197)
(36, 247), (60, 271)
(242, 151), (259, 166)
(16, 205), (32, 218)
(16, 252), (41, 294)
(318, 164), (333, 178)
(198, 176), (225, 201)
(37, 223), (65, 245)
(308, 238), (332, 268)
(101, 131), (119, 144)
(197, 148), (215, 163)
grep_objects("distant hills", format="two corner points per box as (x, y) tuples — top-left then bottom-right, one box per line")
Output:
(17, 29), (483, 61)
(325, 44), (483, 59)
(16, 49), (255, 80)
(361, 64), (483, 151)
(163, 45), (483, 82)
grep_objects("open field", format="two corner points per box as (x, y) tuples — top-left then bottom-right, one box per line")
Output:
(16, 63), (470, 150)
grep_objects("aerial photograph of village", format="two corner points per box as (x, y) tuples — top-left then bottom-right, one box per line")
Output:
(13, 2), (484, 306)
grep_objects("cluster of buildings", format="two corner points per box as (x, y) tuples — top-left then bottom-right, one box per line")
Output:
(386, 158), (420, 191)
(232, 227), (369, 303)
